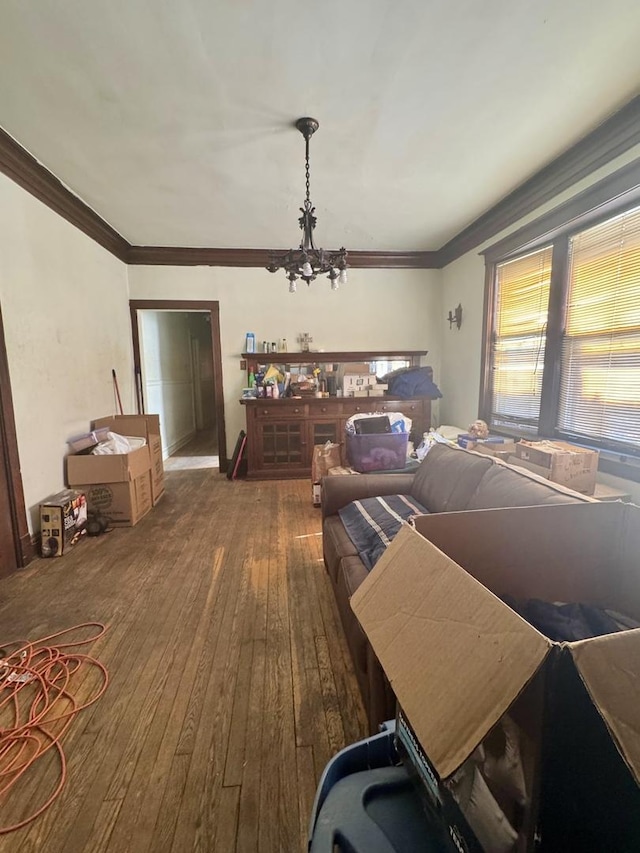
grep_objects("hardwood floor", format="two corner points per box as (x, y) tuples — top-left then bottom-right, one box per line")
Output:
(0, 472), (367, 852)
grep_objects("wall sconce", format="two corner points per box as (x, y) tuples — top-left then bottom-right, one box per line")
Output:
(448, 304), (463, 330)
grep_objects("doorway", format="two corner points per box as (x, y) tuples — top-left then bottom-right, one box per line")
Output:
(129, 300), (227, 473)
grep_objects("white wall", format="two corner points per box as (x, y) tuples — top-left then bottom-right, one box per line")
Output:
(0, 174), (131, 531)
(128, 266), (443, 458)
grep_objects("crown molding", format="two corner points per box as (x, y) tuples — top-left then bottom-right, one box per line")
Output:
(4, 93), (640, 271)
(126, 246), (440, 268)
(436, 94), (640, 267)
(0, 127), (130, 262)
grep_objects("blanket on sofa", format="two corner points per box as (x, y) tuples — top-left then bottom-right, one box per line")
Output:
(338, 494), (428, 571)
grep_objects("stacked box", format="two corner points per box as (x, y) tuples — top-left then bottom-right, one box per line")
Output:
(67, 446), (152, 527)
(93, 414), (165, 504)
(343, 374), (375, 396)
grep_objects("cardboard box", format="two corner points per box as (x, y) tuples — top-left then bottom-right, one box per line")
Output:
(67, 445), (152, 526)
(343, 363), (371, 374)
(93, 414), (165, 504)
(471, 439), (518, 461)
(343, 374), (375, 395)
(515, 439), (598, 495)
(352, 503), (640, 851)
(40, 489), (87, 557)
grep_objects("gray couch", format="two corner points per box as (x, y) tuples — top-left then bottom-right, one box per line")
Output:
(322, 443), (593, 731)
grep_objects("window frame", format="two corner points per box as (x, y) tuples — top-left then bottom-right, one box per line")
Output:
(480, 160), (640, 480)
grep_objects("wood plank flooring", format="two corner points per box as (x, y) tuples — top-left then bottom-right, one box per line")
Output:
(0, 471), (367, 852)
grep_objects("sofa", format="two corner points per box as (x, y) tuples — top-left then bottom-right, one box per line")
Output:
(322, 442), (594, 732)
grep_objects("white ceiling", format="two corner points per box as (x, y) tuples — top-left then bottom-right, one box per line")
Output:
(1, 0), (640, 252)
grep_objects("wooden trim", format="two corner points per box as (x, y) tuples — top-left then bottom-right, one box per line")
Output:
(598, 457), (640, 483)
(208, 302), (227, 472)
(483, 157), (640, 263)
(242, 350), (428, 361)
(538, 237), (570, 436)
(129, 300), (228, 473)
(436, 95), (640, 267)
(22, 533), (37, 564)
(4, 94), (639, 273)
(0, 304), (31, 569)
(127, 246), (440, 269)
(0, 127), (130, 262)
(344, 251), (439, 269)
(477, 262), (495, 423)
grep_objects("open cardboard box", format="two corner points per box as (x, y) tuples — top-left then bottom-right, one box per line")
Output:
(67, 445), (152, 527)
(93, 414), (165, 505)
(352, 502), (640, 852)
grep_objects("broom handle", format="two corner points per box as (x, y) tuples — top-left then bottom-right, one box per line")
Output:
(112, 369), (124, 415)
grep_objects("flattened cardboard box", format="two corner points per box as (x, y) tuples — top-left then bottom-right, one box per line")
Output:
(352, 503), (640, 851)
(93, 414), (165, 504)
(67, 446), (152, 526)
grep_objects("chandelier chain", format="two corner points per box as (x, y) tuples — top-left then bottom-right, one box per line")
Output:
(304, 136), (311, 208)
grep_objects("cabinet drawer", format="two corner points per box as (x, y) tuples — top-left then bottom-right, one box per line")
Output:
(253, 402), (308, 419)
(308, 401), (344, 415)
(342, 400), (372, 416)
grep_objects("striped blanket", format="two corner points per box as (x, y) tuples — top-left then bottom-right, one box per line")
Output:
(338, 494), (429, 572)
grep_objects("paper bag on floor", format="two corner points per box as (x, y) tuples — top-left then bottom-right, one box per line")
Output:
(311, 442), (342, 483)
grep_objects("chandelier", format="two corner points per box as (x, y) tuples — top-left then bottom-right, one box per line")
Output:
(266, 117), (348, 293)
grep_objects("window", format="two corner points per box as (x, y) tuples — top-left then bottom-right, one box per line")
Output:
(484, 202), (640, 456)
(490, 247), (552, 432)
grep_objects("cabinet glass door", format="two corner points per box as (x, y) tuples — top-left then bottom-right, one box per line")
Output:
(261, 423), (303, 466)
(311, 421), (339, 446)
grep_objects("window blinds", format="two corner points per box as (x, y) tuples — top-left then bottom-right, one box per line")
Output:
(558, 205), (640, 449)
(491, 246), (552, 428)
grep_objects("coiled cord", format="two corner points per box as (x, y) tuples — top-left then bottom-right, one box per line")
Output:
(0, 622), (109, 833)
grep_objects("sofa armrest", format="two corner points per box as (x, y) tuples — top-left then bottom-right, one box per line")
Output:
(321, 473), (416, 519)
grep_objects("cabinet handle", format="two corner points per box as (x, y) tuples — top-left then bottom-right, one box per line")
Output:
(380, 406), (387, 411)
(355, 406), (361, 412)
(262, 409), (269, 415)
(321, 406), (327, 413)
(293, 407), (300, 413)
(409, 405), (416, 411)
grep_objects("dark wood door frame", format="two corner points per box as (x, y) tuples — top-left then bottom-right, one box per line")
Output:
(129, 300), (228, 473)
(0, 305), (32, 572)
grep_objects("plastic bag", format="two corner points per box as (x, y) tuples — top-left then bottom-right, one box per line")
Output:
(345, 412), (412, 435)
(91, 432), (146, 455)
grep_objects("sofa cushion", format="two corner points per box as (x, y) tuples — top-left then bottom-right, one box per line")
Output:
(323, 515), (359, 584)
(465, 462), (588, 509)
(338, 494), (428, 571)
(410, 444), (493, 512)
(336, 557), (371, 676)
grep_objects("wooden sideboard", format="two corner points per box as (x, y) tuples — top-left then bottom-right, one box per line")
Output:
(240, 396), (431, 480)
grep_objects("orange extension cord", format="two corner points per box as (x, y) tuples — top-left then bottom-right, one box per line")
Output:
(0, 622), (109, 833)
